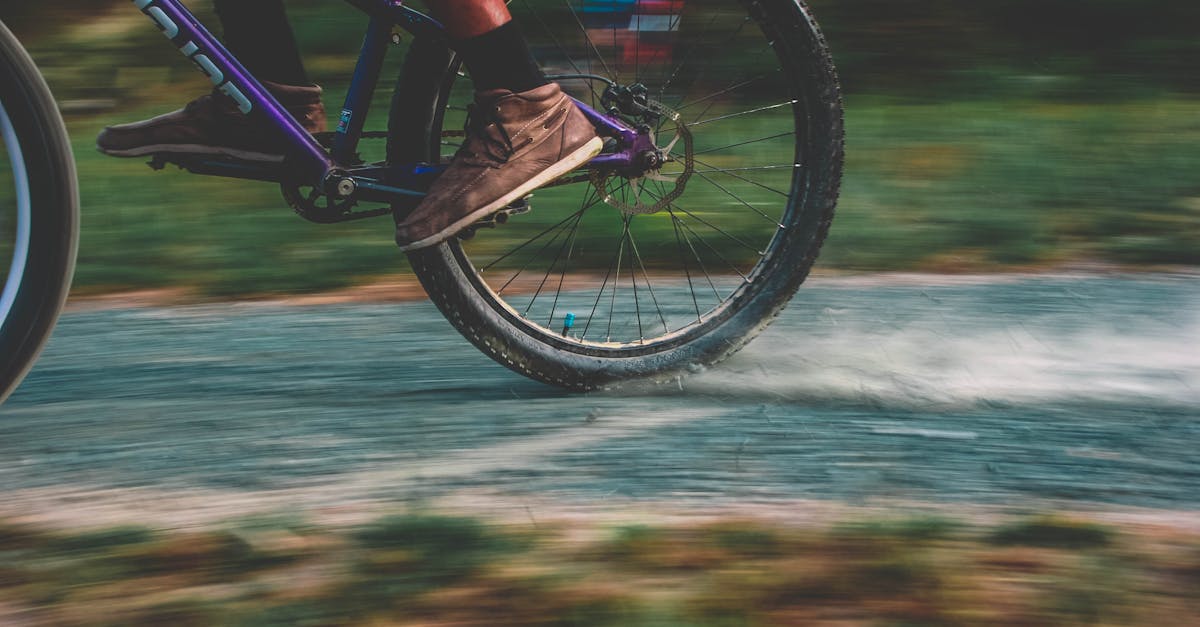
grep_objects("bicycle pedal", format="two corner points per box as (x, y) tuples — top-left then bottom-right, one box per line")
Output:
(505, 195), (533, 215)
(145, 152), (286, 183)
(493, 197), (533, 224)
(146, 154), (169, 171)
(457, 197), (533, 240)
(147, 152), (205, 171)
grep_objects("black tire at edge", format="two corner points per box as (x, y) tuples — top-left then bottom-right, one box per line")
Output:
(0, 21), (79, 405)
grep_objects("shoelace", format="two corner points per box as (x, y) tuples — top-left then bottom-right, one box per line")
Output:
(460, 102), (516, 166)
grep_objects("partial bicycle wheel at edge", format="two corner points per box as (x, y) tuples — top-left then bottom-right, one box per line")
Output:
(0, 21), (79, 404)
(402, 0), (842, 389)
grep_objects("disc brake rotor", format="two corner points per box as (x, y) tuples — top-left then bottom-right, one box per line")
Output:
(591, 100), (694, 216)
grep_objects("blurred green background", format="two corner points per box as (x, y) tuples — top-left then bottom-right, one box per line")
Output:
(2, 0), (1198, 298)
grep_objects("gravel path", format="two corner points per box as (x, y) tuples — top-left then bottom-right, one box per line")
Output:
(2, 274), (1197, 526)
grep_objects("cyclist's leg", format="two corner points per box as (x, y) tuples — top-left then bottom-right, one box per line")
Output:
(395, 0), (603, 251)
(427, 0), (513, 39)
(214, 0), (311, 87)
(96, 0), (325, 161)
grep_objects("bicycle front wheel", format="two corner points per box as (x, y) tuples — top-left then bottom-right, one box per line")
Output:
(403, 0), (842, 389)
(0, 21), (78, 404)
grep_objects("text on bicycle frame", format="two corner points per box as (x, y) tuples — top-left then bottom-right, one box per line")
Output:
(132, 0), (254, 114)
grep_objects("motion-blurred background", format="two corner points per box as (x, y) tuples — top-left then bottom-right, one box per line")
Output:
(2, 3), (1198, 625)
(2, 0), (1197, 297)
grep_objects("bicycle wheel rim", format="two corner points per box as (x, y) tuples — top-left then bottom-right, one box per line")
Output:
(0, 97), (32, 331)
(0, 19), (79, 404)
(435, 0), (820, 355)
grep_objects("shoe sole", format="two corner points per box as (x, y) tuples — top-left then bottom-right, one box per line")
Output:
(98, 143), (284, 163)
(399, 136), (606, 252)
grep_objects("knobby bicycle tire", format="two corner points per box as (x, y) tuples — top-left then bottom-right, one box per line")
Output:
(0, 21), (79, 404)
(395, 0), (842, 390)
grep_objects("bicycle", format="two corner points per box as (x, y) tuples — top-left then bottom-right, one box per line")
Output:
(0, 0), (842, 400)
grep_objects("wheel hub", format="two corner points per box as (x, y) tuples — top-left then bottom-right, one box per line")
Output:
(591, 95), (694, 216)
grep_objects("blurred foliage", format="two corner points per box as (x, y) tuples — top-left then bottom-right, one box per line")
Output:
(808, 0), (1200, 97)
(0, 511), (1197, 625)
(1, 1), (1198, 297)
(6, 1), (1200, 98)
(988, 514), (1114, 549)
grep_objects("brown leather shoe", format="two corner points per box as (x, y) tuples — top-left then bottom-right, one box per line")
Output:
(96, 81), (326, 162)
(395, 83), (603, 252)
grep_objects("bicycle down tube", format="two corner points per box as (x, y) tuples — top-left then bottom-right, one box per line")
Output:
(131, 0), (332, 184)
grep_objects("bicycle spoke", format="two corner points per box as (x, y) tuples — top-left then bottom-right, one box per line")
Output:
(521, 0), (605, 103)
(670, 205), (754, 283)
(564, 0), (615, 82)
(657, 14), (719, 101)
(579, 178), (633, 341)
(524, 207), (588, 317)
(634, 9), (642, 84)
(694, 164), (797, 173)
(667, 207), (723, 302)
(620, 214), (644, 341)
(637, 13), (684, 79)
(666, 16), (753, 109)
(669, 204), (762, 256)
(479, 199), (597, 274)
(691, 171), (785, 226)
(601, 215), (630, 341)
(681, 65), (777, 130)
(668, 207), (705, 323)
(508, 217), (573, 300)
(692, 131), (794, 157)
(610, 0), (618, 81)
(688, 154), (792, 198)
(688, 100), (798, 128)
(674, 74), (770, 113)
(580, 221), (623, 341)
(496, 213), (576, 297)
(545, 185), (597, 328)
(625, 219), (671, 335)
(638, 184), (740, 299)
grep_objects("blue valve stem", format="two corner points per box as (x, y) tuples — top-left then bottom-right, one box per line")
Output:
(562, 313), (576, 337)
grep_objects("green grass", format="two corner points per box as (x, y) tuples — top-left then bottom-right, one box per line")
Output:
(65, 108), (405, 298)
(825, 97), (1200, 271)
(59, 95), (1200, 298)
(13, 3), (1200, 298)
(0, 511), (1197, 625)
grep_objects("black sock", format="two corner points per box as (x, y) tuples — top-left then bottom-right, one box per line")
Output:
(213, 0), (311, 86)
(455, 21), (548, 93)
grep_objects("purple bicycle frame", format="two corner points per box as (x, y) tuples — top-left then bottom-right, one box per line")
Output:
(130, 0), (642, 196)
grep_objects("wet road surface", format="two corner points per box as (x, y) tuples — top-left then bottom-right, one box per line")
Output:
(2, 274), (1197, 523)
